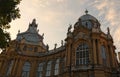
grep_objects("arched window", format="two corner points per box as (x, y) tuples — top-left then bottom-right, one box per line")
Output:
(61, 58), (65, 73)
(76, 43), (89, 65)
(6, 60), (14, 76)
(46, 61), (52, 76)
(36, 62), (43, 77)
(101, 45), (107, 66)
(22, 62), (31, 77)
(82, 21), (92, 29)
(54, 59), (59, 75)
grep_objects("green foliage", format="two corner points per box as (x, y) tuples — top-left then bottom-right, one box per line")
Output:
(0, 0), (21, 49)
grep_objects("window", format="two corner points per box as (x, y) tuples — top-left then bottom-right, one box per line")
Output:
(82, 21), (92, 29)
(34, 47), (38, 52)
(28, 47), (33, 51)
(22, 62), (31, 77)
(36, 63), (43, 77)
(46, 61), (52, 76)
(76, 43), (89, 65)
(101, 45), (107, 66)
(61, 58), (65, 73)
(54, 59), (59, 75)
(6, 60), (14, 76)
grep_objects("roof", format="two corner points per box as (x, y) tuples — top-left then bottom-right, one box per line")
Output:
(79, 14), (97, 22)
(16, 19), (45, 47)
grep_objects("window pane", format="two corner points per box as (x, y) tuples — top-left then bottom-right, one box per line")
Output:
(54, 59), (59, 75)
(76, 43), (89, 65)
(7, 60), (14, 76)
(22, 62), (31, 77)
(46, 61), (52, 76)
(101, 46), (107, 66)
(37, 63), (43, 77)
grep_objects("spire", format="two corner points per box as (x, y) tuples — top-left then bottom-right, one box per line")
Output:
(85, 9), (88, 14)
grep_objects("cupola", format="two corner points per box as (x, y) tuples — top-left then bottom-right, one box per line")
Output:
(74, 10), (101, 30)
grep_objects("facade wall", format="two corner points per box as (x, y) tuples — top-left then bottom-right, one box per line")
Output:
(0, 12), (119, 77)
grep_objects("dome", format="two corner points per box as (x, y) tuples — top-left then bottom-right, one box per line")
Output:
(74, 10), (100, 30)
(79, 10), (98, 22)
(79, 14), (97, 22)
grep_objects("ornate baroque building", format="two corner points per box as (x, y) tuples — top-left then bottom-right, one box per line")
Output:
(0, 11), (119, 77)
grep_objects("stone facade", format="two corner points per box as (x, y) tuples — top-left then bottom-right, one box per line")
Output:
(0, 11), (119, 77)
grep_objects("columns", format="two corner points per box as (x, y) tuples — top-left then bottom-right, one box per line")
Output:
(30, 61), (37, 77)
(11, 59), (19, 76)
(92, 39), (97, 64)
(110, 46), (115, 67)
(1, 60), (9, 76)
(0, 60), (5, 76)
(106, 45), (111, 67)
(15, 59), (24, 77)
(97, 39), (102, 65)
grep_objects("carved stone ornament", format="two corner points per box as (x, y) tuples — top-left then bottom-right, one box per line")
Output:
(74, 32), (89, 40)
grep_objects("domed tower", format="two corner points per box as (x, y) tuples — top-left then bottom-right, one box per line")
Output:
(65, 10), (118, 77)
(74, 10), (101, 32)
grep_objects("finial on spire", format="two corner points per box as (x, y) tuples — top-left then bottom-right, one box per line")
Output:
(85, 9), (88, 14)
(18, 30), (20, 34)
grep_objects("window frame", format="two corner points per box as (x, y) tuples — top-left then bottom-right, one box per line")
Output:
(22, 62), (31, 77)
(46, 61), (52, 77)
(6, 60), (14, 76)
(36, 62), (44, 77)
(54, 59), (59, 75)
(76, 43), (89, 65)
(101, 45), (107, 66)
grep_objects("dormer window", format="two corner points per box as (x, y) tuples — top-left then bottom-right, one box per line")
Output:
(28, 47), (33, 51)
(82, 21), (92, 29)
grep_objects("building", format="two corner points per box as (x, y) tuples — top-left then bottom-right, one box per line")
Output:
(0, 10), (119, 77)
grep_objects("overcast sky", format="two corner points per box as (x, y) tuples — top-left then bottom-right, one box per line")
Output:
(9, 0), (120, 52)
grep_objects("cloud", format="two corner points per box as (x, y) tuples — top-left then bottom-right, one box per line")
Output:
(92, 0), (120, 52)
(9, 0), (120, 51)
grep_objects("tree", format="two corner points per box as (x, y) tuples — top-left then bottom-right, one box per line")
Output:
(0, 0), (21, 50)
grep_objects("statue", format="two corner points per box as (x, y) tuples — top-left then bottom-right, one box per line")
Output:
(61, 40), (63, 46)
(37, 29), (39, 32)
(54, 43), (57, 50)
(42, 33), (44, 38)
(68, 24), (72, 33)
(46, 44), (49, 51)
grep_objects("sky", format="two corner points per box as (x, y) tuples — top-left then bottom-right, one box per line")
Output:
(9, 0), (120, 52)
